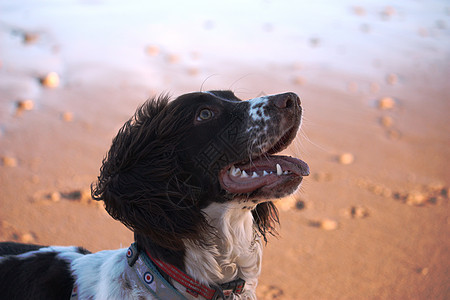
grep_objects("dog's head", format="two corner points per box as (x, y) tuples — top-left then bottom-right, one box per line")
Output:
(92, 90), (309, 249)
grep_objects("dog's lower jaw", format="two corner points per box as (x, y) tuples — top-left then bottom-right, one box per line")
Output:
(182, 202), (262, 299)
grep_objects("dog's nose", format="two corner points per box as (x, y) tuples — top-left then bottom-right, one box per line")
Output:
(272, 92), (301, 109)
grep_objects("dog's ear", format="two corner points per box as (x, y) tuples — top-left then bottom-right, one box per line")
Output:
(91, 96), (208, 250)
(92, 169), (207, 250)
(252, 201), (279, 243)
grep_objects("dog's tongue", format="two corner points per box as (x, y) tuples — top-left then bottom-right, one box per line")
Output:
(219, 155), (309, 194)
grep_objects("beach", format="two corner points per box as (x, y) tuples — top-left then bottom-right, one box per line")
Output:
(0, 1), (449, 298)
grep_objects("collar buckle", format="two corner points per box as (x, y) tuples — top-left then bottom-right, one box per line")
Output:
(212, 278), (246, 300)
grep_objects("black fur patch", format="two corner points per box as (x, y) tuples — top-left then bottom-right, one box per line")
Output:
(0, 251), (74, 299)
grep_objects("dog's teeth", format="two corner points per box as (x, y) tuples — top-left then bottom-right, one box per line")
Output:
(252, 172), (259, 178)
(263, 170), (269, 176)
(276, 164), (283, 176)
(241, 170), (249, 178)
(231, 166), (241, 177)
(283, 171), (289, 175)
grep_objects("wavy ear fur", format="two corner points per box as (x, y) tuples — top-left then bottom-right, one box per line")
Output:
(91, 95), (209, 250)
(252, 201), (279, 243)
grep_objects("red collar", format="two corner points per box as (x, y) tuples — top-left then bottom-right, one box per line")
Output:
(146, 250), (245, 299)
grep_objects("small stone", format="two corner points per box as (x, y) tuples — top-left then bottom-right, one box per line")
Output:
(417, 267), (429, 276)
(380, 116), (393, 128)
(353, 6), (366, 16)
(370, 82), (380, 93)
(418, 28), (428, 37)
(441, 187), (449, 198)
(20, 233), (35, 243)
(187, 67), (199, 76)
(62, 112), (73, 122)
(378, 97), (396, 110)
(31, 175), (40, 184)
(386, 73), (398, 85)
(277, 196), (296, 211)
(406, 191), (427, 206)
(293, 76), (306, 86)
(23, 32), (39, 44)
(350, 206), (369, 218)
(167, 54), (180, 64)
(17, 99), (34, 111)
(2, 156), (18, 167)
(313, 172), (333, 182)
(387, 129), (401, 140)
(381, 187), (393, 198)
(40, 72), (60, 88)
(381, 6), (396, 19)
(295, 200), (306, 210)
(146, 45), (160, 56)
(80, 189), (93, 204)
(338, 153), (354, 165)
(50, 191), (61, 202)
(320, 219), (339, 230)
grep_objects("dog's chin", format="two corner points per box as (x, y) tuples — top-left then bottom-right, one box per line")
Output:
(218, 155), (309, 200)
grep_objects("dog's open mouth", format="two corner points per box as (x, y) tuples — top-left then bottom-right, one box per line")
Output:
(219, 126), (309, 194)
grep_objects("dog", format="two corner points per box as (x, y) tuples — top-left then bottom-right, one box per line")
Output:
(0, 90), (309, 299)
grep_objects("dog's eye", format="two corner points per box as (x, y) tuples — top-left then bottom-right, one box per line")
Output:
(197, 109), (214, 121)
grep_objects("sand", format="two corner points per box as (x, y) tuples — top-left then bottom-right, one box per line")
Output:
(1, 1), (449, 299)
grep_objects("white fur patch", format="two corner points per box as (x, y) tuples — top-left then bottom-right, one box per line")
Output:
(248, 96), (270, 122)
(12, 246), (82, 261)
(183, 202), (262, 299)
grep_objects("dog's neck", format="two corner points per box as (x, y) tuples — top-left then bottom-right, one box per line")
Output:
(184, 202), (262, 286)
(136, 202), (262, 297)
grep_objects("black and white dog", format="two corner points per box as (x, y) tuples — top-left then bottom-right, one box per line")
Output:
(0, 90), (309, 299)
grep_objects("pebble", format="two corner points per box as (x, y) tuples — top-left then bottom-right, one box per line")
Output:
(50, 191), (61, 202)
(313, 172), (333, 182)
(62, 112), (74, 122)
(146, 45), (160, 56)
(370, 82), (380, 93)
(338, 153), (354, 165)
(387, 129), (401, 140)
(2, 156), (18, 167)
(17, 99), (34, 111)
(277, 196), (296, 211)
(20, 233), (35, 243)
(417, 267), (429, 276)
(405, 191), (427, 206)
(257, 285), (284, 299)
(40, 72), (60, 88)
(295, 199), (306, 210)
(350, 206), (369, 218)
(387, 73), (398, 85)
(378, 97), (395, 110)
(353, 6), (366, 16)
(380, 116), (393, 128)
(320, 219), (339, 230)
(293, 76), (306, 86)
(23, 32), (39, 44)
(167, 54), (180, 64)
(308, 219), (338, 230)
(187, 67), (199, 76)
(381, 6), (396, 19)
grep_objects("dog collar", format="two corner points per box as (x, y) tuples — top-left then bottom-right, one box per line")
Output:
(127, 243), (245, 300)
